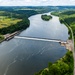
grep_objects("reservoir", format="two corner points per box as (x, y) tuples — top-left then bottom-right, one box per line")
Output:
(0, 13), (69, 75)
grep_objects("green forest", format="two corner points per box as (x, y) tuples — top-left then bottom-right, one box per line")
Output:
(41, 15), (52, 21)
(0, 11), (30, 42)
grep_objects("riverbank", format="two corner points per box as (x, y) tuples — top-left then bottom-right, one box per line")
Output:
(51, 11), (74, 75)
(0, 30), (21, 43)
(61, 40), (73, 51)
(35, 50), (74, 75)
(0, 10), (30, 43)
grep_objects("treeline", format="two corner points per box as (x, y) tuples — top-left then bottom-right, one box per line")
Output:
(0, 10), (31, 42)
(0, 7), (38, 18)
(41, 15), (52, 21)
(0, 18), (30, 34)
(59, 10), (75, 15)
(51, 11), (60, 16)
(0, 6), (75, 14)
(35, 51), (74, 75)
(0, 10), (38, 18)
(11, 10), (38, 18)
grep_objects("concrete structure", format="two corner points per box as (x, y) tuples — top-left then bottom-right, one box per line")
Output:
(14, 36), (67, 43)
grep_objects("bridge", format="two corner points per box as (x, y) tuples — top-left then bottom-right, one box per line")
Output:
(14, 36), (67, 43)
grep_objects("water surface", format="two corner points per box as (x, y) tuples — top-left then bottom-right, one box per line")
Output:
(0, 13), (69, 75)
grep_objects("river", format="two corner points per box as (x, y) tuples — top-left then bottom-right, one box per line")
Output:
(0, 13), (69, 75)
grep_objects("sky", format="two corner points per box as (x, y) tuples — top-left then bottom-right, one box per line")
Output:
(0, 0), (75, 6)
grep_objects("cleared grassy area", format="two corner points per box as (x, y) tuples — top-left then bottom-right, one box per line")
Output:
(0, 16), (22, 28)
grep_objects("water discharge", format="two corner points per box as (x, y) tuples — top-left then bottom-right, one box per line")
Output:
(14, 36), (67, 43)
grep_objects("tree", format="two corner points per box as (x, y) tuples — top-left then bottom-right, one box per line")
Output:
(49, 64), (61, 75)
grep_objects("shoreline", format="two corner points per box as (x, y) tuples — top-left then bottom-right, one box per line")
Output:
(0, 30), (22, 43)
(51, 12), (74, 75)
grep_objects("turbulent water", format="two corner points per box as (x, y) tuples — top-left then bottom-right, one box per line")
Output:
(0, 13), (69, 75)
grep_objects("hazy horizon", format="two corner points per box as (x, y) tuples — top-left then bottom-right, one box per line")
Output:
(0, 5), (75, 7)
(0, 0), (75, 6)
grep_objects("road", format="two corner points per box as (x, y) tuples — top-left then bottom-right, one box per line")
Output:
(62, 19), (75, 75)
(68, 26), (75, 75)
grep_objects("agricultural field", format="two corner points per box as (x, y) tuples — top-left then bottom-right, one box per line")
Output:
(0, 16), (22, 28)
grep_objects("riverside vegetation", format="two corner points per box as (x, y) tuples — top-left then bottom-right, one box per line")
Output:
(0, 10), (37, 42)
(51, 10), (75, 44)
(35, 50), (74, 75)
(0, 11), (30, 42)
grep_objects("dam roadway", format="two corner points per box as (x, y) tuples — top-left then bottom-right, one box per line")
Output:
(14, 36), (67, 43)
(14, 36), (73, 51)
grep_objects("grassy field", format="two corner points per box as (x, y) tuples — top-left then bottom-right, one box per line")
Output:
(0, 16), (22, 42)
(0, 16), (22, 28)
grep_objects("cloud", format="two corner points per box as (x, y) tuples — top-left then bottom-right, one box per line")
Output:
(0, 0), (75, 6)
(42, 0), (47, 2)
